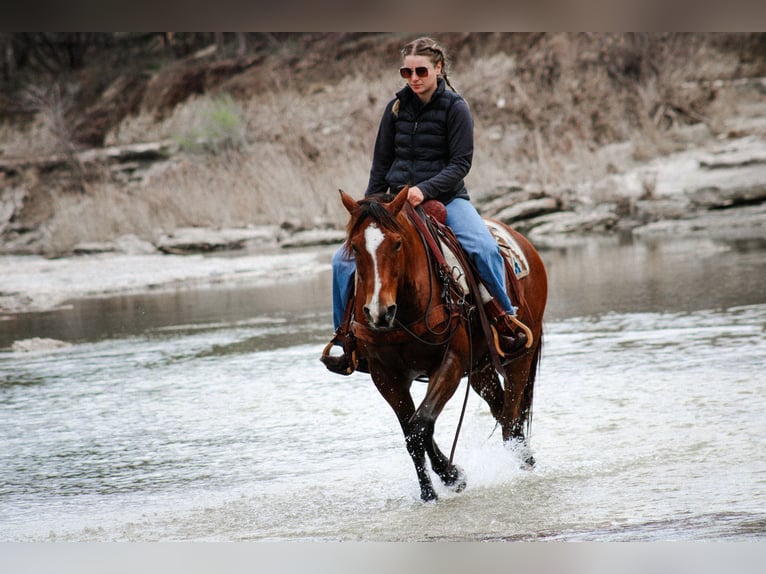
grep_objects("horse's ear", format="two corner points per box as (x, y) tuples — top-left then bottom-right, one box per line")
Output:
(339, 189), (358, 214)
(390, 185), (409, 215)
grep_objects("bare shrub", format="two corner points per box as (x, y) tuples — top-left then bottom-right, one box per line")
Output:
(15, 82), (97, 193)
(149, 73), (385, 228)
(18, 83), (80, 156)
(172, 93), (248, 154)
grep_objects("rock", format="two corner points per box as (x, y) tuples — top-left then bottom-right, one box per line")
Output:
(279, 228), (346, 248)
(698, 137), (766, 170)
(633, 199), (690, 223)
(494, 197), (560, 223)
(72, 242), (117, 255)
(633, 203), (766, 240)
(524, 208), (619, 241)
(687, 183), (766, 210)
(280, 219), (304, 232)
(103, 141), (177, 163)
(478, 187), (539, 213)
(11, 338), (71, 352)
(74, 234), (158, 255)
(155, 226), (278, 254)
(114, 234), (158, 255)
(0, 187), (28, 235)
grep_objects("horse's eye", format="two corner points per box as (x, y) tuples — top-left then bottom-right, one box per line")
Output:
(394, 240), (402, 252)
(350, 243), (360, 254)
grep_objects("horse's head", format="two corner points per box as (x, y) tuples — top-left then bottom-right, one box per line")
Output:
(340, 187), (411, 330)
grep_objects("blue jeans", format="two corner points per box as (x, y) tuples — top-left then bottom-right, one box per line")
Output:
(331, 197), (515, 330)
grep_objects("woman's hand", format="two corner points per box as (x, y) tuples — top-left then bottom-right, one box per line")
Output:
(407, 186), (425, 207)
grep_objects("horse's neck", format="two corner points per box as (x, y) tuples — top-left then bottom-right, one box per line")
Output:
(396, 219), (438, 320)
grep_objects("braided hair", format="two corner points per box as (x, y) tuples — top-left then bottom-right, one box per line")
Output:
(401, 37), (458, 93)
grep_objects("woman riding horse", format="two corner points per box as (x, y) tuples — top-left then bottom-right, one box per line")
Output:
(331, 187), (547, 501)
(322, 36), (527, 376)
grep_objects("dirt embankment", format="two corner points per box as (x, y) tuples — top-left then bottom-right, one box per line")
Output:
(2, 33), (766, 256)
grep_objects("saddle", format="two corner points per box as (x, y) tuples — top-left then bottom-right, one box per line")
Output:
(410, 202), (532, 369)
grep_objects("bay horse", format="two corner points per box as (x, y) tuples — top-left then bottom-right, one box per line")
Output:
(338, 187), (547, 502)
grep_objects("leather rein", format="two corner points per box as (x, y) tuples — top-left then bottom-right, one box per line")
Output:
(348, 202), (512, 471)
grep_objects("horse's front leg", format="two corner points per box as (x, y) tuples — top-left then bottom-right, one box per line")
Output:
(410, 350), (467, 498)
(369, 365), (437, 502)
(403, 417), (439, 502)
(422, 423), (466, 493)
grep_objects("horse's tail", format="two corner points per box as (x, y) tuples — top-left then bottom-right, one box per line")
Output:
(522, 330), (543, 438)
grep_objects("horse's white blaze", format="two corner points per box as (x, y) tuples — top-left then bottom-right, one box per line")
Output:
(364, 223), (385, 322)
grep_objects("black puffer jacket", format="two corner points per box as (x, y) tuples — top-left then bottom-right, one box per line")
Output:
(365, 79), (473, 204)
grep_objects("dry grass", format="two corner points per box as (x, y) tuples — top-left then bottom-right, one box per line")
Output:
(30, 74), (387, 251)
(463, 33), (742, 190)
(133, 74), (385, 228)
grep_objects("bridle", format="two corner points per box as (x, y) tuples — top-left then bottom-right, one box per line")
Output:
(350, 203), (470, 349)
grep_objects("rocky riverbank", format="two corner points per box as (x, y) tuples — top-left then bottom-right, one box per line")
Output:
(3, 129), (765, 259)
(2, 34), (765, 316)
(31, 134), (766, 250)
(2, 128), (765, 316)
(490, 132), (766, 247)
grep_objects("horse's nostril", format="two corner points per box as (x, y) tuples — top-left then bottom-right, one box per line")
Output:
(385, 304), (397, 324)
(363, 306), (372, 321)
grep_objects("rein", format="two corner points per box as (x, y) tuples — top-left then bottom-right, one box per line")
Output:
(351, 304), (461, 346)
(448, 305), (474, 470)
(350, 201), (508, 472)
(409, 204), (482, 471)
(408, 204), (519, 469)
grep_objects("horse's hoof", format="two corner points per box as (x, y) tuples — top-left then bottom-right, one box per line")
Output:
(505, 438), (535, 469)
(420, 488), (439, 502)
(451, 477), (467, 493)
(521, 454), (536, 469)
(443, 465), (467, 492)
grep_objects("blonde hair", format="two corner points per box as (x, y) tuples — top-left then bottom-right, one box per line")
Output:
(400, 36), (457, 92)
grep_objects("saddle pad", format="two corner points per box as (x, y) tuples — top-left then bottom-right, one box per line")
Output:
(484, 219), (530, 279)
(441, 240), (471, 295)
(438, 219), (529, 300)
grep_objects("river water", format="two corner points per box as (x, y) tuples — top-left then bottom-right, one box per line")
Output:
(1, 236), (765, 541)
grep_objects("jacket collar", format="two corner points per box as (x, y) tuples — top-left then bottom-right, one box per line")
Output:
(396, 78), (447, 108)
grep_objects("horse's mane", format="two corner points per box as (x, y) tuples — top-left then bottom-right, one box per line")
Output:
(344, 192), (405, 255)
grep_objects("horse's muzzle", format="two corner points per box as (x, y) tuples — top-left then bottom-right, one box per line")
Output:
(363, 303), (397, 329)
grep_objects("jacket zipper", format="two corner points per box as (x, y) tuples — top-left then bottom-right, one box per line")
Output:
(409, 103), (427, 182)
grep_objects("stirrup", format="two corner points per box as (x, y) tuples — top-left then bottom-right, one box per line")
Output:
(490, 325), (525, 358)
(506, 314), (534, 349)
(490, 315), (533, 358)
(321, 338), (358, 375)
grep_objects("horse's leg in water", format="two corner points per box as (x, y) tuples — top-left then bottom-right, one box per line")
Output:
(411, 350), (467, 498)
(501, 345), (541, 467)
(369, 367), (438, 501)
(469, 357), (504, 422)
(424, 429), (467, 493)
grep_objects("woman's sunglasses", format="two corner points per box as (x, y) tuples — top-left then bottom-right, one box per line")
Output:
(399, 66), (429, 79)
